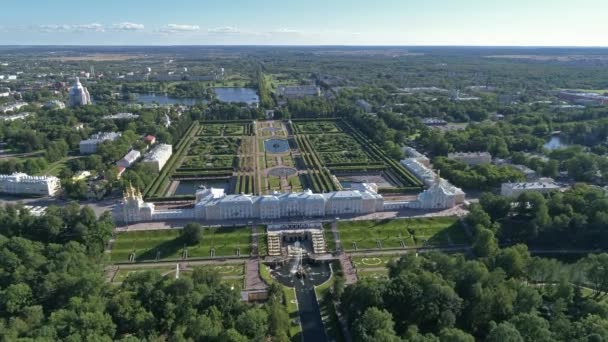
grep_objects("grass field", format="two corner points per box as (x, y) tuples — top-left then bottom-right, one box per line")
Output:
(357, 268), (390, 280)
(112, 264), (245, 288)
(111, 227), (251, 262)
(337, 217), (466, 251)
(351, 255), (398, 269)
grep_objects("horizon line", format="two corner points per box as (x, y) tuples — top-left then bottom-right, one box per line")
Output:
(1, 44), (608, 49)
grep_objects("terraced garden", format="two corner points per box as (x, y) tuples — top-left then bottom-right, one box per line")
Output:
(337, 217), (466, 251)
(111, 263), (246, 289)
(111, 226), (252, 262)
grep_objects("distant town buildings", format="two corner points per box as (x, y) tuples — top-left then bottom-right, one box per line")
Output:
(44, 100), (66, 110)
(277, 85), (320, 99)
(0, 112), (33, 122)
(142, 144), (172, 172)
(0, 102), (28, 113)
(79, 132), (122, 154)
(104, 112), (139, 120)
(421, 118), (448, 126)
(509, 164), (538, 181)
(0, 173), (61, 197)
(558, 90), (608, 106)
(143, 135), (156, 145)
(68, 77), (91, 107)
(448, 152), (492, 165)
(356, 99), (373, 113)
(117, 150), (141, 169)
(500, 179), (561, 197)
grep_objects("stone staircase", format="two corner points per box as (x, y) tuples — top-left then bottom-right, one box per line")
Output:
(311, 231), (326, 254)
(267, 233), (282, 256)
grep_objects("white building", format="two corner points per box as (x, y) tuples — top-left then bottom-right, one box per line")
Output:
(277, 85), (320, 99)
(142, 144), (172, 172)
(120, 182), (384, 223)
(399, 158), (466, 208)
(500, 179), (561, 197)
(44, 100), (66, 110)
(68, 77), (91, 107)
(448, 152), (492, 165)
(0, 87), (10, 97)
(119, 178), (466, 224)
(1, 112), (33, 122)
(402, 146), (430, 167)
(401, 158), (437, 186)
(104, 112), (139, 120)
(79, 132), (122, 154)
(117, 150), (141, 169)
(0, 173), (61, 196)
(0, 102), (28, 113)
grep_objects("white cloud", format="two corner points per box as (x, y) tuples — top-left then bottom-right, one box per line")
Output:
(112, 22), (145, 31)
(208, 26), (239, 34)
(38, 23), (105, 33)
(161, 24), (200, 33)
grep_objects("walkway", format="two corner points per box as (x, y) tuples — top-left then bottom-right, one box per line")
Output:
(245, 258), (267, 290)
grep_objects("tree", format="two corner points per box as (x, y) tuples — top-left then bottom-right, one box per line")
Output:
(180, 222), (202, 245)
(353, 307), (400, 342)
(486, 322), (524, 342)
(582, 253), (608, 297)
(235, 308), (268, 340)
(509, 313), (552, 342)
(439, 328), (475, 342)
(473, 227), (498, 257)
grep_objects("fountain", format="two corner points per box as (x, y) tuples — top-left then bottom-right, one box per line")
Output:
(290, 241), (306, 278)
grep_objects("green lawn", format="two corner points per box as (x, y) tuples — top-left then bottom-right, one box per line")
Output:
(315, 262), (344, 342)
(111, 227), (251, 262)
(112, 264), (244, 287)
(357, 268), (389, 280)
(351, 255), (399, 269)
(323, 224), (337, 252)
(268, 176), (281, 190)
(337, 217), (465, 251)
(284, 287), (302, 341)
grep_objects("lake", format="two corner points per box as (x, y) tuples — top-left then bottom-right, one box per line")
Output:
(544, 136), (569, 150)
(133, 93), (205, 106)
(214, 87), (259, 105)
(173, 179), (230, 196)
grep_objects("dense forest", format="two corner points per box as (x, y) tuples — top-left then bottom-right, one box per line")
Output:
(341, 249), (608, 342)
(0, 204), (293, 341)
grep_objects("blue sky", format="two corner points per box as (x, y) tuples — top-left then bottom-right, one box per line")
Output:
(0, 0), (606, 46)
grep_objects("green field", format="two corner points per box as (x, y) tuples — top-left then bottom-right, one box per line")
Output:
(112, 264), (245, 288)
(351, 255), (399, 269)
(111, 227), (252, 262)
(337, 217), (466, 251)
(357, 268), (390, 280)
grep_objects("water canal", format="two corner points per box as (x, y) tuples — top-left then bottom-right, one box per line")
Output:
(271, 255), (331, 342)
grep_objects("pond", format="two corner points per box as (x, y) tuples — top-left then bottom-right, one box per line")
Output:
(173, 179), (229, 195)
(132, 93), (205, 106)
(214, 87), (259, 105)
(544, 136), (569, 150)
(264, 139), (290, 153)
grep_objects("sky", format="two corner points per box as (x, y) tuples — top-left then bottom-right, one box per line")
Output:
(0, 0), (607, 46)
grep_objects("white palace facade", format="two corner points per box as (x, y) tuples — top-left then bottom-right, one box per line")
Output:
(119, 180), (465, 224)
